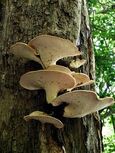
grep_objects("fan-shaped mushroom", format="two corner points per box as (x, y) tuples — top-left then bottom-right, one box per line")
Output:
(10, 42), (44, 67)
(20, 70), (76, 103)
(24, 111), (64, 129)
(52, 90), (114, 118)
(48, 65), (94, 88)
(70, 59), (86, 68)
(71, 73), (94, 88)
(28, 35), (81, 68)
(47, 65), (72, 74)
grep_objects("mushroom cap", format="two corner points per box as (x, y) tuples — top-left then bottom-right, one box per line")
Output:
(24, 111), (64, 129)
(70, 59), (86, 68)
(52, 90), (114, 118)
(47, 66), (94, 88)
(71, 73), (94, 88)
(10, 42), (43, 65)
(47, 65), (72, 74)
(20, 70), (76, 103)
(28, 35), (81, 68)
(20, 70), (75, 90)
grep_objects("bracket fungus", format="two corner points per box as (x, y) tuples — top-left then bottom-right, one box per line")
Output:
(20, 69), (76, 103)
(24, 111), (64, 129)
(10, 34), (114, 129)
(47, 65), (94, 88)
(10, 42), (44, 66)
(52, 90), (114, 118)
(28, 35), (81, 68)
(71, 73), (94, 89)
(70, 59), (86, 68)
(47, 65), (94, 87)
(47, 65), (72, 74)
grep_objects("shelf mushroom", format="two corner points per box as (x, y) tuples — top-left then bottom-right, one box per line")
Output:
(47, 65), (94, 88)
(52, 90), (114, 118)
(47, 65), (72, 74)
(10, 42), (44, 67)
(70, 59), (86, 68)
(24, 111), (64, 129)
(28, 35), (81, 68)
(19, 69), (76, 103)
(71, 73), (94, 89)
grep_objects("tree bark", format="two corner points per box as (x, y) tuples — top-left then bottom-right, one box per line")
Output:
(0, 0), (102, 153)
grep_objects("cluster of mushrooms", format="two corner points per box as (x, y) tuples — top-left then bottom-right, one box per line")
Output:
(10, 35), (114, 129)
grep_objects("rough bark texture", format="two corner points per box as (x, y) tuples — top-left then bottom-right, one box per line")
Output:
(0, 0), (102, 153)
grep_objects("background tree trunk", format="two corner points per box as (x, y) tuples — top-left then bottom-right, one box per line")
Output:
(0, 0), (102, 153)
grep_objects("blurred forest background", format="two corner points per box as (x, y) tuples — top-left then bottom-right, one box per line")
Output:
(88, 0), (115, 152)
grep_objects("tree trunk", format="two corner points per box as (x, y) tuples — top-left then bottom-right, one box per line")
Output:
(0, 0), (102, 153)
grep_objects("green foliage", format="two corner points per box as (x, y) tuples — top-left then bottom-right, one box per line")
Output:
(89, 0), (115, 98)
(103, 135), (115, 153)
(88, 0), (115, 152)
(88, 0), (115, 110)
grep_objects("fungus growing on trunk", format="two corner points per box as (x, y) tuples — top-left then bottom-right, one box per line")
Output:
(71, 73), (94, 88)
(20, 70), (76, 103)
(47, 65), (72, 74)
(24, 111), (64, 129)
(47, 65), (94, 88)
(70, 59), (86, 68)
(10, 42), (44, 66)
(28, 35), (81, 68)
(52, 90), (114, 118)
